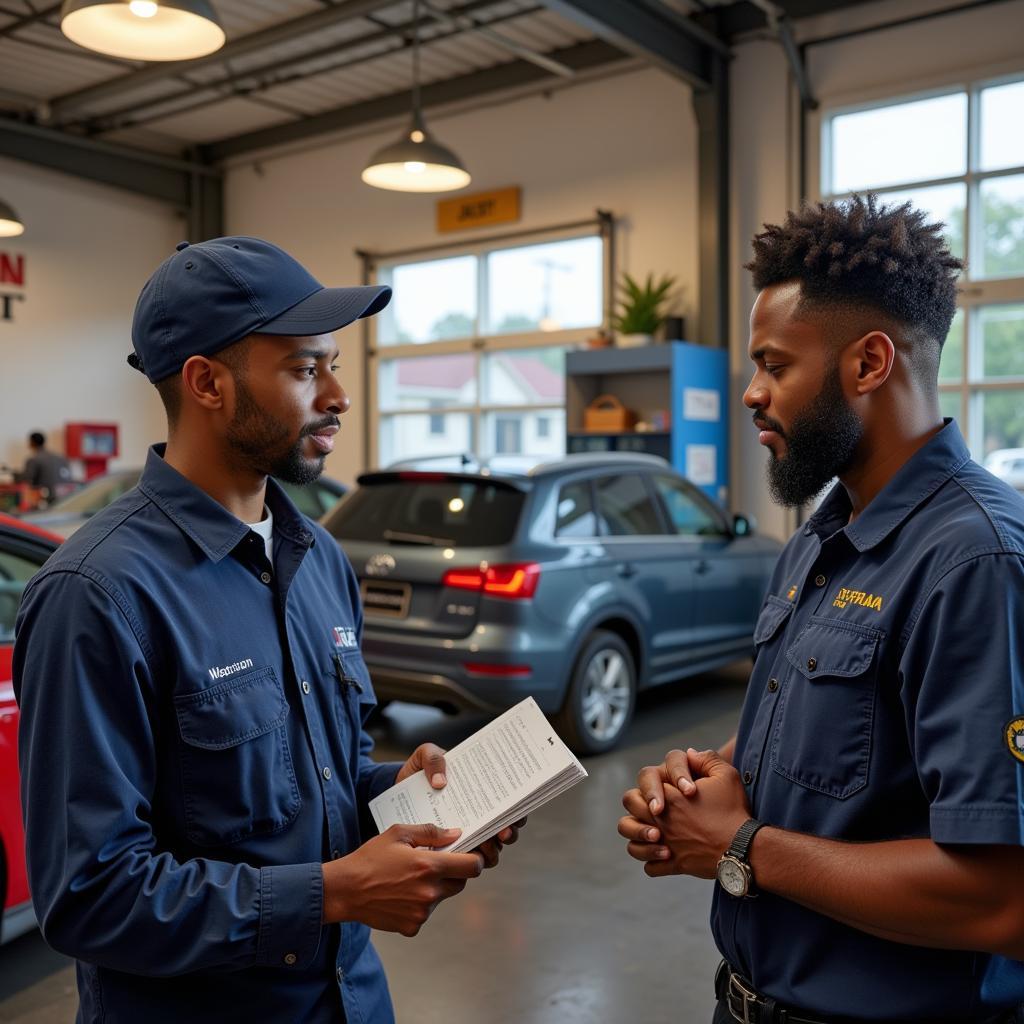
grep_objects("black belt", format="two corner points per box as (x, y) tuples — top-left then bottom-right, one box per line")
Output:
(716, 961), (830, 1024)
(714, 961), (1020, 1024)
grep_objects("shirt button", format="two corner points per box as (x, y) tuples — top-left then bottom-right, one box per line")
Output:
(742, 771), (753, 785)
(767, 678), (778, 692)
(814, 574), (826, 587)
(332, 849), (341, 860)
(283, 953), (297, 966)
(336, 965), (344, 982)
(260, 571), (272, 584)
(323, 766), (332, 781)
(301, 681), (311, 694)
(807, 657), (817, 672)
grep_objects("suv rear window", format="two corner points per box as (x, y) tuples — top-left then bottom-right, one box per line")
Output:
(326, 479), (525, 547)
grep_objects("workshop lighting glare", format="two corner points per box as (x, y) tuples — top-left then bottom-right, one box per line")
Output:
(361, 0), (470, 193)
(60, 0), (226, 61)
(0, 199), (24, 237)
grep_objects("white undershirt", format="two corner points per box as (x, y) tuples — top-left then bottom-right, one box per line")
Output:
(247, 506), (274, 562)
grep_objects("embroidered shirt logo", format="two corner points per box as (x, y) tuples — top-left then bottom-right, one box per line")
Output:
(208, 658), (254, 680)
(332, 626), (357, 648)
(1005, 717), (1024, 764)
(787, 585), (798, 600)
(832, 587), (883, 612)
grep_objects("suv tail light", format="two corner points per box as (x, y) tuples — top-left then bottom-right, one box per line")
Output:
(442, 562), (541, 599)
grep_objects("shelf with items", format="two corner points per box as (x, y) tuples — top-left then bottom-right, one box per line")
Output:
(565, 341), (729, 504)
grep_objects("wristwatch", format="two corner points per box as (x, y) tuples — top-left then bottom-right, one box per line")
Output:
(716, 818), (765, 898)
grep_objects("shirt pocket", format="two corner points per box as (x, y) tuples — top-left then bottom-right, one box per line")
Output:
(330, 650), (378, 734)
(769, 616), (882, 800)
(174, 667), (302, 846)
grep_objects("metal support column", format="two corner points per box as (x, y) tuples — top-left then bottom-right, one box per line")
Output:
(693, 53), (730, 346)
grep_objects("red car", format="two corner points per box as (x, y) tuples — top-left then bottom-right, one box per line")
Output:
(0, 512), (61, 943)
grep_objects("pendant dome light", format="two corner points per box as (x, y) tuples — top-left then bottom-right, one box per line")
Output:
(362, 0), (470, 193)
(0, 198), (24, 238)
(60, 0), (225, 62)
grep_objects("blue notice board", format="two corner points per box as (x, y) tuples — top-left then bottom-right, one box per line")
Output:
(669, 342), (729, 505)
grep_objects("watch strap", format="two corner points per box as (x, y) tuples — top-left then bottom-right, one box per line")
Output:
(726, 818), (765, 861)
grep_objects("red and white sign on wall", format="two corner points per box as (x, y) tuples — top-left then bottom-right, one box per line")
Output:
(0, 251), (25, 322)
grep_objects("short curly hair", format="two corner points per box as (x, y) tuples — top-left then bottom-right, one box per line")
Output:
(747, 194), (963, 356)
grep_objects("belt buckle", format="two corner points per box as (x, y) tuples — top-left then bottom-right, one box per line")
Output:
(727, 972), (759, 1024)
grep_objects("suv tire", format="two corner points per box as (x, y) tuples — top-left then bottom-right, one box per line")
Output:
(555, 630), (636, 755)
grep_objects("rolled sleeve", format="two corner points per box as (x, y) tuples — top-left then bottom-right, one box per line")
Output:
(899, 552), (1024, 846)
(256, 862), (324, 969)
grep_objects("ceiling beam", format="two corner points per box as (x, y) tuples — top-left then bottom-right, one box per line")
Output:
(539, 0), (725, 90)
(47, 0), (398, 122)
(0, 2), (61, 39)
(203, 37), (627, 161)
(77, 0), (523, 133)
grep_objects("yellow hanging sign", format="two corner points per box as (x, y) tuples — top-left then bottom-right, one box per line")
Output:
(437, 187), (521, 233)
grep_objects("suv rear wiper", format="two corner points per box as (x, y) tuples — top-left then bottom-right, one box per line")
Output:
(382, 529), (454, 546)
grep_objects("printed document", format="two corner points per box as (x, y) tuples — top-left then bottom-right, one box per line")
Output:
(369, 697), (587, 852)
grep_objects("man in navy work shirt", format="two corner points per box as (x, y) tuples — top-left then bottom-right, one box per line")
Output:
(619, 196), (1024, 1023)
(14, 237), (521, 1023)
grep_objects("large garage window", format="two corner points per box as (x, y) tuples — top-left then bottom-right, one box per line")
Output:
(369, 229), (606, 468)
(821, 75), (1024, 460)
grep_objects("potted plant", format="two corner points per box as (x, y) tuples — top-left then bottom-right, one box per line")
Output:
(611, 271), (676, 347)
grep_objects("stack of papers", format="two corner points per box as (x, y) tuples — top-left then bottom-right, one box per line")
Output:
(369, 697), (588, 852)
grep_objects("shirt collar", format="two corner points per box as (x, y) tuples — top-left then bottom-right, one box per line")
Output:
(804, 419), (971, 553)
(138, 444), (314, 563)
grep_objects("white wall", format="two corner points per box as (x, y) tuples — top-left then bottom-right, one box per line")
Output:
(0, 156), (180, 474)
(225, 66), (699, 488)
(728, 0), (1024, 541)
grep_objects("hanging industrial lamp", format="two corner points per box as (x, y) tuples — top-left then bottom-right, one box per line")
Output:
(60, 0), (225, 62)
(0, 199), (24, 238)
(362, 0), (470, 193)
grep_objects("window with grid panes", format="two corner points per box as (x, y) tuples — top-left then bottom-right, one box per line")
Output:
(370, 233), (604, 468)
(821, 76), (1024, 462)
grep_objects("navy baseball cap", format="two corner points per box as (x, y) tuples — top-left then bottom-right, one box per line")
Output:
(129, 236), (392, 383)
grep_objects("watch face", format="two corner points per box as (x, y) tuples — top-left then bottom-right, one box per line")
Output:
(717, 856), (748, 897)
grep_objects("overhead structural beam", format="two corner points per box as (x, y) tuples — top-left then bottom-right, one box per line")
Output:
(539, 0), (726, 90)
(77, 0), (535, 133)
(693, 53), (729, 346)
(0, 117), (223, 234)
(0, 2), (61, 39)
(48, 0), (397, 122)
(203, 37), (627, 162)
(744, 0), (817, 108)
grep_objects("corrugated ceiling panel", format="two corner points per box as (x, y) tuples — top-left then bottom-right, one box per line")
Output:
(211, 0), (325, 38)
(182, 16), (388, 85)
(138, 96), (294, 143)
(0, 37), (122, 99)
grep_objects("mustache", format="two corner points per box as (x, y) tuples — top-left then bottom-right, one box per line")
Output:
(753, 413), (785, 438)
(301, 417), (340, 437)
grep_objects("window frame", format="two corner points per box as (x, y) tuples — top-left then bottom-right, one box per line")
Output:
(367, 223), (609, 469)
(811, 63), (1024, 459)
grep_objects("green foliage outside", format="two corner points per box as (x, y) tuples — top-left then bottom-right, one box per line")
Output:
(937, 190), (1024, 452)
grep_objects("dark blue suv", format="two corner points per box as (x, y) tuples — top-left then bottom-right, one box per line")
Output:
(323, 453), (781, 753)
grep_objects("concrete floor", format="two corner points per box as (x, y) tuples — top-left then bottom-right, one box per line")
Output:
(0, 661), (749, 1023)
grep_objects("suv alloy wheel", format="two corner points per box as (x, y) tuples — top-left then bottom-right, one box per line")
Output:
(555, 630), (637, 755)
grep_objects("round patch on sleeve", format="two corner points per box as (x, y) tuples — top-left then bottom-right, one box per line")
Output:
(1005, 718), (1024, 764)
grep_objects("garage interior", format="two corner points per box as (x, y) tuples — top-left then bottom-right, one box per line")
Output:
(1, 0), (1023, 1020)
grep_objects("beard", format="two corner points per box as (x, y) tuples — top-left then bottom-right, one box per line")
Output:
(225, 376), (334, 486)
(762, 362), (863, 508)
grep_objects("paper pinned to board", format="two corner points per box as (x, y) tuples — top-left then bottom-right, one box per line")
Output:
(369, 697), (587, 852)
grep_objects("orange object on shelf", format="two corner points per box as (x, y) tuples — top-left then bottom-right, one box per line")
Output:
(583, 394), (637, 433)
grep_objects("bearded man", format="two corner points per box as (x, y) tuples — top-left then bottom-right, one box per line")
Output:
(620, 197), (1024, 1024)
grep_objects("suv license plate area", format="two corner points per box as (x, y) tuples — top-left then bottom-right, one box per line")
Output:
(361, 579), (412, 619)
